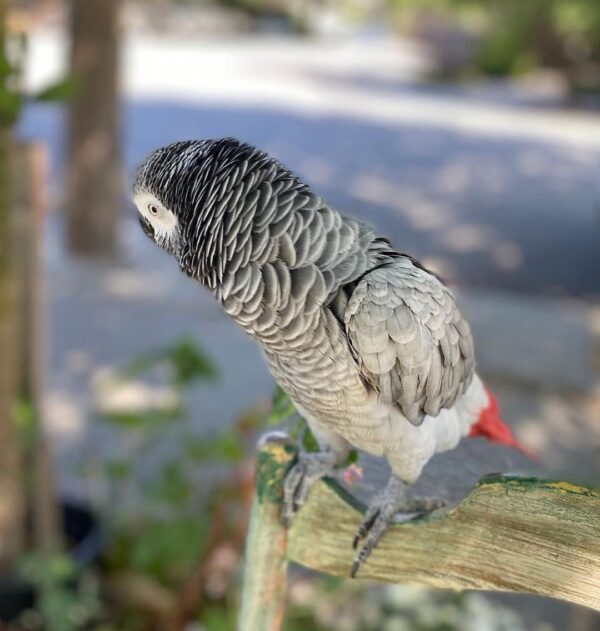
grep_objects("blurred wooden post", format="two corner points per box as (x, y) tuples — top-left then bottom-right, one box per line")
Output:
(240, 433), (600, 627)
(0, 131), (25, 571)
(0, 138), (61, 566)
(239, 432), (296, 631)
(0, 1), (26, 571)
(16, 142), (62, 554)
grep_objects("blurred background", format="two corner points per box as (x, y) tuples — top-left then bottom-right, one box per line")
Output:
(0, 0), (599, 629)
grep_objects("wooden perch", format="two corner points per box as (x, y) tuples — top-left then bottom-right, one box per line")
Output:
(239, 433), (600, 631)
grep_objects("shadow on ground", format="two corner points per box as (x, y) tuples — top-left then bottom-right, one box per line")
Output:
(20, 98), (600, 298)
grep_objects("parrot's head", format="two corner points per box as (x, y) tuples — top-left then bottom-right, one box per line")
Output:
(132, 138), (289, 288)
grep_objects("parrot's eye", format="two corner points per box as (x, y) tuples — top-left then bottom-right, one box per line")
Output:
(148, 204), (159, 216)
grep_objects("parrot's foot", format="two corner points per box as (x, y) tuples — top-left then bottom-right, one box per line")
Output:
(351, 476), (445, 578)
(283, 450), (338, 526)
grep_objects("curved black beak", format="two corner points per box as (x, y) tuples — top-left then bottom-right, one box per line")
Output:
(138, 215), (155, 240)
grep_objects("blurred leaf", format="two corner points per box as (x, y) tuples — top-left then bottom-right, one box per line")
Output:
(346, 449), (359, 466)
(268, 385), (296, 424)
(19, 553), (103, 631)
(0, 84), (23, 127)
(105, 459), (131, 480)
(301, 425), (320, 453)
(234, 405), (267, 433)
(124, 337), (217, 386)
(202, 606), (236, 631)
(167, 338), (218, 385)
(120, 517), (207, 583)
(0, 52), (14, 80)
(184, 431), (245, 463)
(14, 395), (36, 439)
(34, 75), (80, 103)
(20, 552), (76, 584)
(102, 406), (183, 429)
(146, 461), (192, 506)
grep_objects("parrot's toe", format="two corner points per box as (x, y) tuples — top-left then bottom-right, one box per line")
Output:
(351, 509), (397, 578)
(351, 477), (445, 577)
(282, 451), (338, 526)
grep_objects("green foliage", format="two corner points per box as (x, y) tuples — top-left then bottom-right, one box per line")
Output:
(390, 0), (600, 87)
(0, 29), (80, 130)
(94, 338), (221, 585)
(102, 405), (183, 429)
(0, 82), (22, 127)
(201, 604), (237, 631)
(111, 517), (208, 584)
(267, 385), (297, 424)
(19, 554), (103, 631)
(124, 336), (218, 387)
(34, 76), (81, 103)
(14, 394), (36, 451)
(185, 431), (245, 462)
(470, 0), (552, 77)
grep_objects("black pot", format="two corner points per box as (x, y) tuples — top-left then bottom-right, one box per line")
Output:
(0, 499), (103, 622)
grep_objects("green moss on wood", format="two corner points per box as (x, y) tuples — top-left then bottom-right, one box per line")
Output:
(255, 436), (297, 505)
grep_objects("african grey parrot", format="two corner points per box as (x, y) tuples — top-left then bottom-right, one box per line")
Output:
(133, 138), (525, 575)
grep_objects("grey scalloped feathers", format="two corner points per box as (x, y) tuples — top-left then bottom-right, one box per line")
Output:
(133, 138), (523, 574)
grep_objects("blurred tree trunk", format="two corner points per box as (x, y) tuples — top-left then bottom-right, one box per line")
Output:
(66, 0), (122, 258)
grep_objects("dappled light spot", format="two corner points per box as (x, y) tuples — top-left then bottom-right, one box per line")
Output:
(590, 307), (600, 377)
(516, 417), (549, 453)
(421, 256), (458, 282)
(492, 241), (524, 271)
(516, 150), (546, 177)
(581, 393), (600, 440)
(403, 199), (453, 231)
(92, 367), (179, 416)
(350, 173), (395, 207)
(46, 391), (85, 438)
(65, 350), (94, 376)
(102, 269), (168, 300)
(441, 224), (495, 253)
(301, 156), (335, 186)
(351, 174), (454, 231)
(540, 394), (587, 450)
(436, 162), (471, 195)
(479, 163), (507, 194)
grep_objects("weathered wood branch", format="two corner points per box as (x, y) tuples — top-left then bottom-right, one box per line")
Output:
(288, 474), (600, 611)
(240, 433), (600, 631)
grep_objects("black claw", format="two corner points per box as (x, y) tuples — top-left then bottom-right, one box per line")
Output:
(353, 509), (380, 549)
(350, 560), (360, 578)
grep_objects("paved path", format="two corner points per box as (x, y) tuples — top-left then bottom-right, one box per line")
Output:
(22, 31), (600, 298)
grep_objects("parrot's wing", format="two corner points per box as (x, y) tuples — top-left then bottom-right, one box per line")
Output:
(344, 257), (475, 426)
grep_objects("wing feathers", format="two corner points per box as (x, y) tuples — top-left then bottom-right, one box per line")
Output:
(344, 258), (475, 425)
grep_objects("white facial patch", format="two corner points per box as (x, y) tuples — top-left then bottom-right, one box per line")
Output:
(134, 191), (179, 242)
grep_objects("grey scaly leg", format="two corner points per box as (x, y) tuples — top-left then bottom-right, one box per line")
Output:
(351, 475), (445, 577)
(283, 449), (341, 525)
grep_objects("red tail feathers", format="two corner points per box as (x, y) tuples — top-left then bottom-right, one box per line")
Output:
(468, 389), (535, 459)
